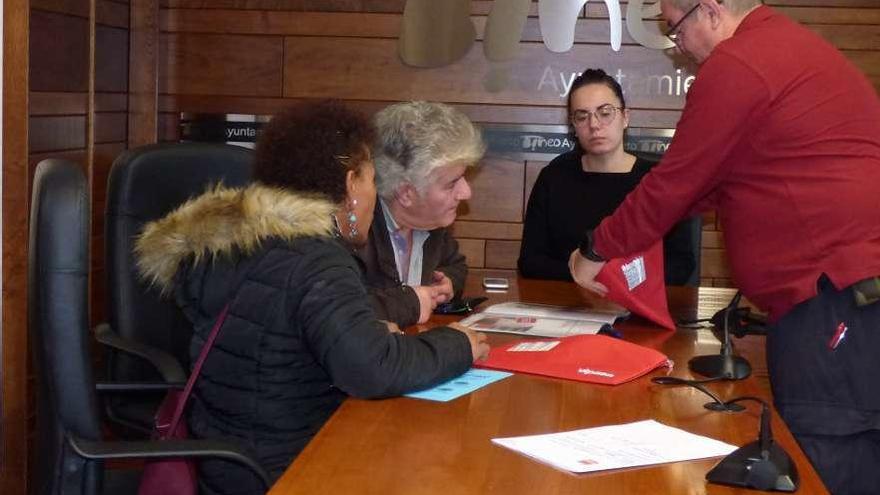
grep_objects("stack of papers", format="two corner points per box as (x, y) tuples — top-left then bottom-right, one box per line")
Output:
(459, 302), (627, 338)
(492, 420), (737, 473)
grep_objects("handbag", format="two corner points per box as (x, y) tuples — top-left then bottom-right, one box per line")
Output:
(138, 303), (231, 495)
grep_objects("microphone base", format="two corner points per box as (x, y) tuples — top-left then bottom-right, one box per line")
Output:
(688, 354), (752, 380)
(706, 441), (799, 492)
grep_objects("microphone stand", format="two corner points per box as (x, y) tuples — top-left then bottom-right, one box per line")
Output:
(704, 397), (799, 492)
(688, 291), (752, 380)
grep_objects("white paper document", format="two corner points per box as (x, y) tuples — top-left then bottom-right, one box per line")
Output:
(492, 419), (737, 474)
(459, 302), (626, 338)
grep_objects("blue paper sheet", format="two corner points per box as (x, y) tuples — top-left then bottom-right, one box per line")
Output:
(404, 368), (513, 402)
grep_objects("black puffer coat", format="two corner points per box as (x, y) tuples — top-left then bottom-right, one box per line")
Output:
(136, 185), (473, 495)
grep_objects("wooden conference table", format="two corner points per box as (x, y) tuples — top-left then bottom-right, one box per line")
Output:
(270, 276), (827, 494)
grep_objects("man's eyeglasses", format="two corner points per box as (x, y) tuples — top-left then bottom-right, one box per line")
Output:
(571, 104), (622, 128)
(665, 3), (701, 45)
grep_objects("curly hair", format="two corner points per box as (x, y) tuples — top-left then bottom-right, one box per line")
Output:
(373, 101), (485, 200)
(253, 99), (375, 204)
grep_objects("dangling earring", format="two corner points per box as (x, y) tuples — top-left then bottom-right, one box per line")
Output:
(347, 199), (359, 239)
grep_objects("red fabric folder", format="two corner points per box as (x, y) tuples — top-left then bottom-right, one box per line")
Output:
(476, 334), (670, 386)
(595, 241), (676, 330)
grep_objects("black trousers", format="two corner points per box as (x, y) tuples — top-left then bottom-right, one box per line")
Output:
(768, 277), (880, 495)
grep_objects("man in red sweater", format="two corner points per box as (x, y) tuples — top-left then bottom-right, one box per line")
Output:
(570, 0), (880, 493)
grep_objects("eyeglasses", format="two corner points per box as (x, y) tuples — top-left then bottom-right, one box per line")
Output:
(571, 104), (623, 128)
(665, 3), (701, 45)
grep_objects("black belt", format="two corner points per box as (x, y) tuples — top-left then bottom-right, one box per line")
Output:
(853, 276), (880, 307)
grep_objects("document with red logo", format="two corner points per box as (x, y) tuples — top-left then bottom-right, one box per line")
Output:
(475, 334), (669, 386)
(595, 240), (676, 329)
(492, 420), (737, 474)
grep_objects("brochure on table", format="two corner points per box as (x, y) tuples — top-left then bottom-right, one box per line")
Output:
(459, 302), (627, 338)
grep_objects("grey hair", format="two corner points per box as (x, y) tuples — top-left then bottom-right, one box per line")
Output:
(666, 0), (762, 16)
(372, 101), (486, 199)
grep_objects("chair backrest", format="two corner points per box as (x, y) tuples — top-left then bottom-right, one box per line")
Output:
(28, 159), (103, 495)
(104, 143), (252, 386)
(663, 215), (702, 287)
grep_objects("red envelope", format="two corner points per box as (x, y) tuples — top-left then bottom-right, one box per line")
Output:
(475, 334), (670, 386)
(595, 241), (676, 330)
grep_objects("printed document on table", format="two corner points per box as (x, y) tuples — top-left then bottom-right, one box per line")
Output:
(459, 302), (626, 338)
(460, 314), (607, 338)
(492, 420), (737, 473)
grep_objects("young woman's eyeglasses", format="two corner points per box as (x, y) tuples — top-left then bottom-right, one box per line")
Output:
(665, 3), (701, 45)
(571, 104), (622, 128)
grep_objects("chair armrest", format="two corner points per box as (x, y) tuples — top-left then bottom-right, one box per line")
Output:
(96, 382), (185, 392)
(67, 435), (271, 489)
(94, 323), (187, 382)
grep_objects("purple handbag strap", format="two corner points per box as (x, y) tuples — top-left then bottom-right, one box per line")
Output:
(167, 303), (231, 433)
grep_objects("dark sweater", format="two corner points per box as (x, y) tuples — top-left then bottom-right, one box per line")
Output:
(518, 151), (700, 285)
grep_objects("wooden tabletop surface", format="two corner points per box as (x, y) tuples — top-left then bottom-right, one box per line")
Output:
(269, 276), (826, 494)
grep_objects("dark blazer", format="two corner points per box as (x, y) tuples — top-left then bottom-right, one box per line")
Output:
(355, 201), (468, 327)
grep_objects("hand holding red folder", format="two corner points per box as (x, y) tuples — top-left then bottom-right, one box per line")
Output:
(594, 241), (676, 329)
(476, 334), (670, 386)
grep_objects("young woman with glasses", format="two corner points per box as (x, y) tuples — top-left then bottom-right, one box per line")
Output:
(518, 68), (698, 284)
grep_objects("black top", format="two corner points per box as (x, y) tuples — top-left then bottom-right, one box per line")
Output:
(518, 150), (701, 285)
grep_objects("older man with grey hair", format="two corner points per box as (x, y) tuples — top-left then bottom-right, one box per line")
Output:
(356, 101), (485, 327)
(570, 0), (880, 492)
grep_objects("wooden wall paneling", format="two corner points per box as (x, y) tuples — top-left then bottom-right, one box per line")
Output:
(129, 0), (158, 147)
(459, 157), (524, 223)
(95, 91), (127, 112)
(450, 221), (522, 241)
(457, 239), (486, 268)
(283, 38), (693, 109)
(97, 0), (129, 28)
(94, 112), (128, 143)
(2, 0), (32, 491)
(29, 10), (89, 92)
(30, 0), (90, 17)
(807, 24), (880, 50)
(485, 240), (521, 269)
(778, 7), (880, 24)
(701, 230), (724, 250)
(161, 95), (681, 129)
(29, 91), (87, 115)
(28, 115), (87, 152)
(160, 33), (283, 96)
(158, 111), (179, 141)
(95, 24), (129, 92)
(701, 248), (731, 279)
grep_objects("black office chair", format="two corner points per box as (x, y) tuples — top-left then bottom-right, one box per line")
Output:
(28, 158), (268, 495)
(664, 215), (702, 286)
(102, 143), (252, 434)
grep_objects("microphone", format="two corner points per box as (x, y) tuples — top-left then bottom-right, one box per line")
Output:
(688, 291), (752, 380)
(705, 396), (799, 492)
(651, 376), (745, 412)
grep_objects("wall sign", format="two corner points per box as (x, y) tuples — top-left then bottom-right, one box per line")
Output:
(181, 114), (673, 161)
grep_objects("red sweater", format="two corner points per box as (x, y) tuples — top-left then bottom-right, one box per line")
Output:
(594, 6), (880, 321)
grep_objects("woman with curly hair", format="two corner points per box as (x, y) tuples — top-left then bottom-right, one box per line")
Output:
(136, 99), (488, 495)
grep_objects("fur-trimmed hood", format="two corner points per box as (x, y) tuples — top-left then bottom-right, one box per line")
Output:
(135, 184), (337, 292)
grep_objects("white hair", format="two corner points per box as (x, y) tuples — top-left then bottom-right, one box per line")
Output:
(372, 101), (486, 200)
(666, 0), (762, 16)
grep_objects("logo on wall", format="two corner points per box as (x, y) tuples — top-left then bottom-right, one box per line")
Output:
(399, 0), (674, 68)
(180, 115), (674, 162)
